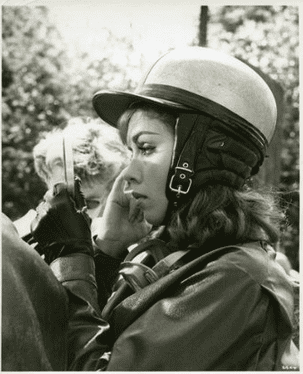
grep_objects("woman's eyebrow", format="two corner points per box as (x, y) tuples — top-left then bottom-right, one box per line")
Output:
(130, 131), (160, 144)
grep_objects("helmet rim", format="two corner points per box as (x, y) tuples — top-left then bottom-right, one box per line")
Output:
(92, 90), (191, 129)
(92, 47), (277, 150)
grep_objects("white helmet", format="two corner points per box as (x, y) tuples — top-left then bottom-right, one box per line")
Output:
(93, 47), (277, 203)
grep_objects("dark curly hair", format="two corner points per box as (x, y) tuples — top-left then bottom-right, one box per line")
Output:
(168, 184), (283, 251)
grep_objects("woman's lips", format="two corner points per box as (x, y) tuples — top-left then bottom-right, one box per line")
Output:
(132, 192), (147, 200)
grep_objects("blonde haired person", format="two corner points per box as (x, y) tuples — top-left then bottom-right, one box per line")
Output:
(14, 116), (129, 237)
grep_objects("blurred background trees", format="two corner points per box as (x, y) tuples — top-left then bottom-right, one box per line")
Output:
(2, 6), (70, 218)
(195, 6), (299, 269)
(2, 6), (144, 217)
(2, 5), (299, 270)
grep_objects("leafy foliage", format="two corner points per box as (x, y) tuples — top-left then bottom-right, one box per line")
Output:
(2, 6), (144, 220)
(2, 6), (71, 218)
(203, 6), (299, 269)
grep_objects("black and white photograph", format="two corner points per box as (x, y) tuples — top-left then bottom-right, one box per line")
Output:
(1, 1), (300, 371)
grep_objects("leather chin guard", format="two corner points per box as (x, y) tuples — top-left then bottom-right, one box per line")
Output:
(166, 112), (266, 209)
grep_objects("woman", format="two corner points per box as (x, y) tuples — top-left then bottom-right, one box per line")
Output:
(29, 47), (299, 370)
(13, 116), (129, 238)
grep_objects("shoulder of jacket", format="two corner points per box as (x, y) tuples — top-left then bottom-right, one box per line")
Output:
(201, 242), (271, 283)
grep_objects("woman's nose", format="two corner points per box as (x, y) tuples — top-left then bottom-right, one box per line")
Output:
(123, 158), (142, 185)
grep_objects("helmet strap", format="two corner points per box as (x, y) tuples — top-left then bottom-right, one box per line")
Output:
(164, 112), (264, 220)
(167, 113), (212, 208)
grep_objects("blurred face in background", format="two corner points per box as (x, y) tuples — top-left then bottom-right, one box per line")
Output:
(46, 157), (108, 220)
(34, 117), (129, 229)
(81, 180), (109, 219)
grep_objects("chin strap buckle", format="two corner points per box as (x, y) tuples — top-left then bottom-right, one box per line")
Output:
(169, 164), (193, 197)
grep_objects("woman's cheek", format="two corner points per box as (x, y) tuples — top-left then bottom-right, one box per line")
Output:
(145, 195), (169, 226)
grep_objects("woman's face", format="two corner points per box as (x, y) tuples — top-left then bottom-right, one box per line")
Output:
(124, 109), (175, 226)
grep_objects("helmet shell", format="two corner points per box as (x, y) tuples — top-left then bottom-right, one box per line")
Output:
(93, 46), (277, 145)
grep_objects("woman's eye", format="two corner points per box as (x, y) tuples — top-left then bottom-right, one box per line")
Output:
(86, 200), (101, 210)
(138, 143), (155, 155)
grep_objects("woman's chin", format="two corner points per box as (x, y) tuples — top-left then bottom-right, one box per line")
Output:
(144, 211), (166, 227)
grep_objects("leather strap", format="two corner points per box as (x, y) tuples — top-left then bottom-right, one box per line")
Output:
(167, 113), (211, 205)
(119, 249), (189, 292)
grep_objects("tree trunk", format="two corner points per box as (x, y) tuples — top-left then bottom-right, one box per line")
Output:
(198, 6), (208, 47)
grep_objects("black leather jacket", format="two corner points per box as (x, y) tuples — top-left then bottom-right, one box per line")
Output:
(2, 214), (68, 371)
(50, 240), (299, 371)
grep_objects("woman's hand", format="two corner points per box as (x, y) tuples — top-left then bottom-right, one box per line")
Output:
(94, 169), (152, 258)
